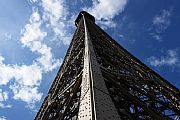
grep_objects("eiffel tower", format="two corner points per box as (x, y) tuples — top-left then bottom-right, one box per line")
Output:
(35, 11), (180, 120)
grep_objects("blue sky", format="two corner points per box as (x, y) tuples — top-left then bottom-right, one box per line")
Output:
(0, 0), (180, 120)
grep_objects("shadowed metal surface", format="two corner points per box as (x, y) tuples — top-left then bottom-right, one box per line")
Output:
(35, 11), (180, 120)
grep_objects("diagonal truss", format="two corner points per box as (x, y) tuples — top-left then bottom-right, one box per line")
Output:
(35, 11), (180, 120)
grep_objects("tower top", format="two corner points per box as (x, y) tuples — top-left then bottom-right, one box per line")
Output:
(75, 11), (95, 27)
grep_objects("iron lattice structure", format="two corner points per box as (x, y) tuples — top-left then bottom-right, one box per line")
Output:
(35, 11), (180, 120)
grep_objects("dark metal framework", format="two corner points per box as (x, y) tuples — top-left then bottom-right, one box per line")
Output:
(35, 11), (180, 120)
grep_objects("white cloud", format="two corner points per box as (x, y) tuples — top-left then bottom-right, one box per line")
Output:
(87, 0), (127, 20)
(0, 55), (42, 86)
(0, 103), (12, 109)
(30, 0), (38, 3)
(0, 56), (14, 85)
(0, 89), (8, 101)
(0, 55), (43, 109)
(1, 33), (12, 41)
(42, 0), (64, 24)
(149, 33), (162, 42)
(1, 7), (62, 110)
(97, 20), (117, 29)
(150, 9), (172, 41)
(0, 116), (6, 120)
(85, 0), (127, 28)
(0, 0), (128, 112)
(153, 9), (171, 33)
(147, 49), (179, 67)
(10, 84), (42, 110)
(13, 64), (42, 86)
(21, 11), (60, 71)
(0, 89), (12, 109)
(0, 9), (61, 110)
(27, 0), (39, 4)
(41, 0), (72, 45)
(20, 9), (61, 72)
(152, 34), (161, 41)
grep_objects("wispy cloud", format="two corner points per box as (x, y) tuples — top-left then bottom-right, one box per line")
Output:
(85, 0), (127, 28)
(41, 0), (73, 45)
(149, 32), (162, 42)
(0, 0), (71, 111)
(0, 8), (62, 110)
(0, 103), (12, 109)
(0, 55), (42, 86)
(0, 0), (128, 112)
(21, 9), (61, 72)
(0, 116), (6, 120)
(153, 9), (172, 33)
(147, 49), (180, 68)
(29, 0), (38, 3)
(86, 0), (127, 20)
(0, 33), (12, 41)
(13, 8), (61, 109)
(0, 54), (43, 110)
(0, 89), (12, 109)
(149, 9), (172, 41)
(10, 84), (42, 110)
